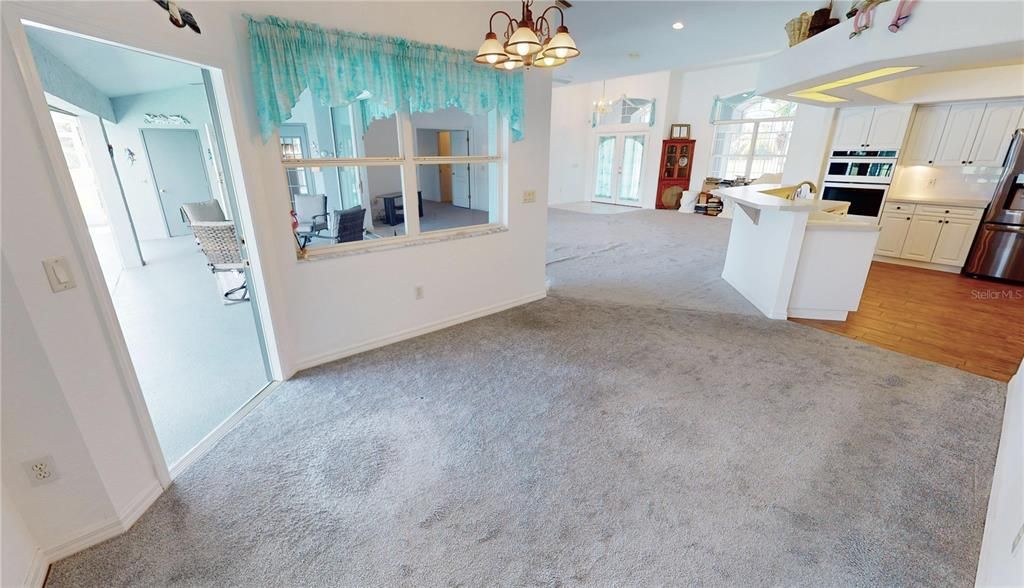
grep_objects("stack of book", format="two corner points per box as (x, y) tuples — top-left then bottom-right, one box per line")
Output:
(695, 192), (724, 216)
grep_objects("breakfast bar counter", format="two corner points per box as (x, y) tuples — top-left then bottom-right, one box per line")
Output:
(714, 184), (880, 321)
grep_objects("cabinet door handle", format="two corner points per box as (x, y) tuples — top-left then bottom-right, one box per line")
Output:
(961, 161), (967, 164)
(945, 220), (949, 224)
(906, 217), (911, 220)
(928, 160), (933, 164)
(938, 219), (943, 223)
(968, 161), (974, 164)
(945, 210), (950, 213)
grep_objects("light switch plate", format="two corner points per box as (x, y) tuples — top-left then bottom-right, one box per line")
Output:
(523, 190), (537, 204)
(42, 257), (76, 293)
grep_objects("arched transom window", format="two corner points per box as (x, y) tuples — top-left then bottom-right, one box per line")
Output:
(709, 93), (797, 181)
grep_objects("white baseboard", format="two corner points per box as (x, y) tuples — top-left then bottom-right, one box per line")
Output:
(789, 308), (848, 321)
(41, 480), (164, 564)
(168, 380), (281, 479)
(26, 381), (281, 581)
(23, 547), (49, 588)
(873, 255), (962, 274)
(290, 291), (547, 375)
(116, 479), (165, 531)
(41, 515), (122, 565)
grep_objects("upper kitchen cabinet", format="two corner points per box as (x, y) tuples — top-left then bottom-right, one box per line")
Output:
(866, 106), (913, 150)
(833, 108), (875, 150)
(909, 100), (1023, 167)
(933, 103), (987, 165)
(832, 106), (912, 151)
(968, 101), (1024, 167)
(901, 105), (950, 165)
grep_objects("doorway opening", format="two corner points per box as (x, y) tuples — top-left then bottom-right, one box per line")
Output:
(23, 22), (272, 470)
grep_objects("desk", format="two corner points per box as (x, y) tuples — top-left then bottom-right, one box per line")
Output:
(380, 191), (423, 226)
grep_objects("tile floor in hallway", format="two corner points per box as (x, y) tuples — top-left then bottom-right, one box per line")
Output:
(113, 237), (269, 464)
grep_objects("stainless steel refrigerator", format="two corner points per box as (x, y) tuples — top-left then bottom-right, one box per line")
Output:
(964, 129), (1024, 283)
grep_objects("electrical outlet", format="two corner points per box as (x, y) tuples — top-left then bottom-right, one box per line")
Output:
(23, 456), (58, 486)
(415, 285), (424, 300)
(927, 178), (937, 187)
(522, 190), (537, 204)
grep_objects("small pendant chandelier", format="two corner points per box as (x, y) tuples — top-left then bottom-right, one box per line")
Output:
(475, 1), (581, 71)
(593, 81), (614, 114)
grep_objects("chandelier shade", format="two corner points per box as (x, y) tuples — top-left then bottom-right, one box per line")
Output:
(496, 54), (525, 70)
(475, 32), (510, 64)
(505, 24), (543, 57)
(532, 53), (565, 68)
(543, 26), (580, 59)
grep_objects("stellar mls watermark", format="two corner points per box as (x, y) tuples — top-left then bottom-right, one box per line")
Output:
(971, 288), (1024, 301)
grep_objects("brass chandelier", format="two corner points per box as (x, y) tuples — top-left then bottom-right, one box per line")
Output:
(474, 1), (581, 71)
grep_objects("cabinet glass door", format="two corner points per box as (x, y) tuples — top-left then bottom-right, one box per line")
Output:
(593, 132), (646, 207)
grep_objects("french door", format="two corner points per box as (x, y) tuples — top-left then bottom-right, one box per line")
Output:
(593, 132), (647, 207)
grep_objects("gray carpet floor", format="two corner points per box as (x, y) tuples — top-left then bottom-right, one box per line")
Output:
(47, 207), (1005, 587)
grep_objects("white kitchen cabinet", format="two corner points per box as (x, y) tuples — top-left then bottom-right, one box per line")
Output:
(931, 217), (980, 266)
(967, 101), (1024, 167)
(900, 215), (944, 261)
(833, 108), (875, 150)
(832, 106), (911, 151)
(879, 203), (983, 267)
(933, 103), (987, 166)
(901, 105), (950, 165)
(865, 106), (912, 150)
(876, 212), (913, 256)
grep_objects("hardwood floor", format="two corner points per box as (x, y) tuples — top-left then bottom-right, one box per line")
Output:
(792, 261), (1024, 382)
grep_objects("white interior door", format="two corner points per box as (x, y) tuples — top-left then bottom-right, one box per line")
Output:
(592, 132), (646, 207)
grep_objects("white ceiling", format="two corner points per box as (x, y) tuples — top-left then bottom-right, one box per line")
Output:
(553, 1), (822, 84)
(26, 25), (203, 98)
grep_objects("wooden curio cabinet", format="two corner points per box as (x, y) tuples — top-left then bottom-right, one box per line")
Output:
(656, 139), (695, 209)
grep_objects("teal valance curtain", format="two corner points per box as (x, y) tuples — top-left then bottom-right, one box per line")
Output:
(246, 15), (525, 142)
(709, 90), (757, 123)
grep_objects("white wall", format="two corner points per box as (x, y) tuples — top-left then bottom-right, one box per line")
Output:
(673, 62), (761, 191)
(781, 104), (835, 187)
(548, 82), (593, 204)
(2, 2), (550, 578)
(976, 357), (1024, 587)
(107, 85), (219, 240)
(3, 10), (165, 579)
(2, 483), (43, 587)
(546, 70), (674, 208)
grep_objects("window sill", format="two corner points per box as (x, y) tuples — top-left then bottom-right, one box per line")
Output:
(297, 223), (508, 262)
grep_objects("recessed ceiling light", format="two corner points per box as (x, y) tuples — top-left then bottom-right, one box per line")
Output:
(672, 21), (685, 30)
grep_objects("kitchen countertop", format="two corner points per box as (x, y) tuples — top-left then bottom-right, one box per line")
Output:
(807, 211), (880, 232)
(713, 184), (842, 212)
(886, 194), (991, 209)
